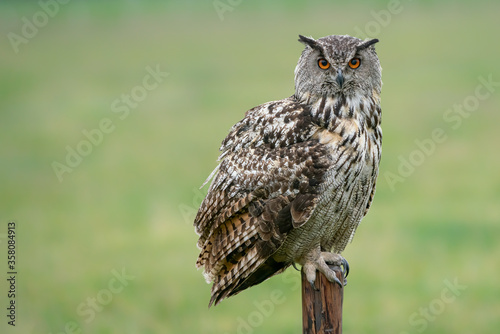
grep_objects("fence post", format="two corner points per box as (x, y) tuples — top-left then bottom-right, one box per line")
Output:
(301, 264), (344, 334)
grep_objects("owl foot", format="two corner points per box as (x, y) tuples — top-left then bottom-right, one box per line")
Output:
(300, 249), (348, 290)
(323, 252), (349, 279)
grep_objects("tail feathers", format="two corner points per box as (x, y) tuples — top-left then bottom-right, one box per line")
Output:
(209, 246), (265, 307)
(208, 240), (284, 307)
(204, 234), (258, 284)
(230, 257), (289, 296)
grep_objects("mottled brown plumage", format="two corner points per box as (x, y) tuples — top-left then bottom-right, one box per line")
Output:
(194, 34), (382, 306)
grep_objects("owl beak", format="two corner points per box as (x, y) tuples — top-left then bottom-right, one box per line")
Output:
(336, 69), (344, 88)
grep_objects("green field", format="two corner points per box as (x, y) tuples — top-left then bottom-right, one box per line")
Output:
(1, 1), (499, 333)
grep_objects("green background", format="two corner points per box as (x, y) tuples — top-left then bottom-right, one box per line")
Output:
(0, 0), (499, 333)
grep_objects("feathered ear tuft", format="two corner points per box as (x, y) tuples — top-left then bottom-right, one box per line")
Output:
(298, 35), (323, 52)
(356, 38), (379, 51)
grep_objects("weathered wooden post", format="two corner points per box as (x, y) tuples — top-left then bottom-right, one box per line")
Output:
(301, 265), (344, 334)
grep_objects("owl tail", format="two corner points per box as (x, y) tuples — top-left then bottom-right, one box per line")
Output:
(209, 243), (289, 307)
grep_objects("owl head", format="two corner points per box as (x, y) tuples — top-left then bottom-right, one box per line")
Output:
(294, 35), (381, 102)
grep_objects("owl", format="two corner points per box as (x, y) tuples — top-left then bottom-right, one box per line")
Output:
(194, 34), (382, 307)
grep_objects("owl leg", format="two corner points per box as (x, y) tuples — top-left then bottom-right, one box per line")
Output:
(300, 247), (347, 289)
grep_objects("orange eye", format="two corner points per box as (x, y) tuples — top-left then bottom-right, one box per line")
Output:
(318, 58), (330, 70)
(348, 58), (361, 69)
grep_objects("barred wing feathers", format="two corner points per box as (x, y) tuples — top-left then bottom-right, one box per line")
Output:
(194, 97), (330, 306)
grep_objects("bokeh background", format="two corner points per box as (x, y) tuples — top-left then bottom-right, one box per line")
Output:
(1, 0), (499, 333)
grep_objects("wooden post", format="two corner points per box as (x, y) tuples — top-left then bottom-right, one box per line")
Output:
(301, 265), (344, 334)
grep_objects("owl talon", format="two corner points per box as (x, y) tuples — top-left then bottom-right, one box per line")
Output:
(292, 262), (300, 272)
(303, 262), (318, 290)
(301, 249), (346, 288)
(340, 257), (349, 278)
(319, 252), (349, 285)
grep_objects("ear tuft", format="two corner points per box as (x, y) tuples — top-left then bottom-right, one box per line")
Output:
(356, 38), (379, 51)
(298, 35), (322, 52)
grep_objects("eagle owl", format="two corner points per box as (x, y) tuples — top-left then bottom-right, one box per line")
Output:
(194, 34), (382, 307)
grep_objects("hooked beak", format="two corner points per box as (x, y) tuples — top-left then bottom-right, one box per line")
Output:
(336, 69), (344, 88)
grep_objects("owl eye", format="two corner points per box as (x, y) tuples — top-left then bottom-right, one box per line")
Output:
(348, 58), (361, 69)
(318, 59), (330, 70)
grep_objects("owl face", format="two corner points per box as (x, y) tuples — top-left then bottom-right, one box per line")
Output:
(294, 35), (381, 101)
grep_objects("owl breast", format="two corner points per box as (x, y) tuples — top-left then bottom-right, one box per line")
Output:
(274, 98), (381, 262)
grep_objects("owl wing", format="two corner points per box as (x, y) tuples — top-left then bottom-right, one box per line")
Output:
(194, 97), (331, 306)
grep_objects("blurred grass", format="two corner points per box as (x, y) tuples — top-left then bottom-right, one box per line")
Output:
(0, 1), (499, 333)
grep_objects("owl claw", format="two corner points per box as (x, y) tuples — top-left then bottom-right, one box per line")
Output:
(341, 257), (350, 278)
(302, 262), (320, 290)
(301, 249), (346, 288)
(321, 252), (349, 286)
(292, 262), (300, 271)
